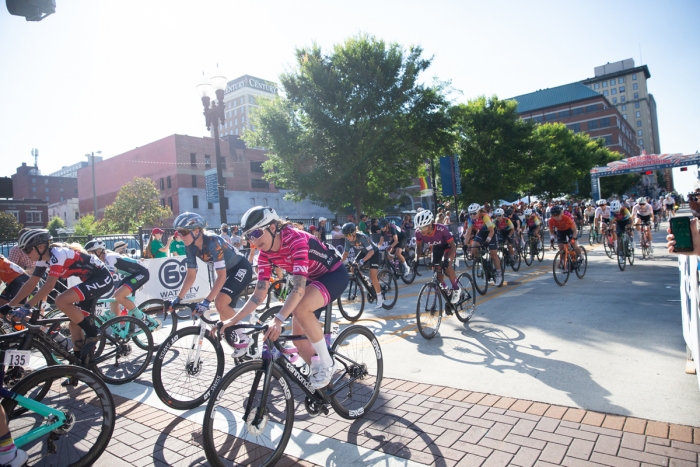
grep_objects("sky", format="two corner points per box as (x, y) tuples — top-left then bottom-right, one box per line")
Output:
(1, 0), (699, 187)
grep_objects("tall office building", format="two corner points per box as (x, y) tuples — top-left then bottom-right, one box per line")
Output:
(213, 75), (279, 139)
(581, 59), (660, 155)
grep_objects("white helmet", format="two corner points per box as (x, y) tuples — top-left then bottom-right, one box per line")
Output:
(636, 197), (646, 204)
(414, 210), (434, 229)
(84, 239), (106, 252)
(596, 199), (607, 206)
(467, 203), (480, 214)
(609, 200), (622, 213)
(524, 209), (533, 216)
(493, 208), (504, 217)
(240, 206), (279, 232)
(585, 201), (592, 207)
(572, 203), (578, 207)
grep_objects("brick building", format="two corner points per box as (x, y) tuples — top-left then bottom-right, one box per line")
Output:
(214, 75), (278, 139)
(510, 82), (639, 159)
(11, 162), (80, 204)
(77, 134), (334, 225)
(0, 198), (48, 229)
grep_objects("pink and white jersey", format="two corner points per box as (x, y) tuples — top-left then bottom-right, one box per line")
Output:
(257, 226), (341, 282)
(415, 223), (454, 247)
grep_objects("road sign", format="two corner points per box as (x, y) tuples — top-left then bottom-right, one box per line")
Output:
(205, 169), (219, 204)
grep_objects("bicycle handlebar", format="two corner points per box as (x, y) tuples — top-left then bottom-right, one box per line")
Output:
(165, 301), (219, 325)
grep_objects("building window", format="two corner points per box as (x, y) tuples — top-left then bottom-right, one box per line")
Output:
(635, 102), (640, 109)
(26, 211), (42, 223)
(6, 211), (19, 221)
(638, 139), (644, 146)
(191, 153), (197, 166)
(532, 115), (543, 122)
(633, 83), (638, 90)
(621, 96), (626, 102)
(632, 74), (637, 80)
(601, 135), (613, 146)
(263, 198), (268, 205)
(633, 93), (639, 99)
(205, 155), (211, 168)
(588, 120), (599, 130)
(618, 77), (625, 83)
(636, 120), (642, 127)
(612, 97), (617, 104)
(167, 176), (171, 189)
(602, 82), (607, 88)
(75, 212), (80, 220)
(44, 179), (48, 184)
(610, 88), (617, 95)
(594, 83), (599, 89)
(224, 197), (229, 210)
(219, 157), (226, 169)
(623, 114), (627, 120)
(208, 202), (213, 210)
(192, 175), (198, 187)
(601, 117), (611, 127)
(635, 111), (641, 118)
(160, 178), (164, 190)
(31, 178), (35, 184)
(567, 123), (581, 133)
(544, 113), (557, 121)
(638, 130), (643, 136)
(160, 198), (165, 207)
(603, 90), (608, 96)
(235, 128), (239, 135)
(622, 105), (627, 111)
(609, 79), (615, 86)
(557, 110), (570, 118)
(45, 187), (49, 193)
(252, 179), (270, 189)
(241, 116), (245, 122)
(32, 187), (36, 192)
(193, 195), (199, 209)
(585, 104), (598, 112)
(250, 161), (264, 173)
(619, 86), (625, 93)
(168, 197), (173, 210)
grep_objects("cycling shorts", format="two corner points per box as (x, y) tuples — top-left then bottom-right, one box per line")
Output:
(556, 228), (575, 244)
(601, 217), (611, 225)
(73, 268), (114, 316)
(220, 258), (254, 302)
(587, 215), (595, 223)
(615, 219), (631, 235)
(653, 210), (661, 217)
(117, 271), (150, 294)
(497, 230), (513, 243)
(311, 264), (349, 317)
(638, 214), (651, 224)
(473, 231), (498, 251)
(431, 244), (451, 265)
(396, 231), (407, 249)
(527, 225), (540, 235)
(0, 274), (29, 303)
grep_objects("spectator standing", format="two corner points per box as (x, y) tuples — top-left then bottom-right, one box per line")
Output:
(331, 224), (344, 239)
(170, 231), (186, 256)
(8, 228), (34, 274)
(318, 217), (328, 244)
(370, 218), (381, 235)
(358, 214), (369, 235)
(146, 228), (171, 258)
(402, 214), (414, 238)
(230, 226), (242, 249)
(309, 225), (320, 240)
(220, 224), (232, 245)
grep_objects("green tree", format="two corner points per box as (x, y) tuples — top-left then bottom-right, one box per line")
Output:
(0, 212), (22, 239)
(46, 216), (66, 236)
(73, 214), (99, 237)
(103, 177), (172, 233)
(451, 96), (539, 204)
(244, 33), (452, 218)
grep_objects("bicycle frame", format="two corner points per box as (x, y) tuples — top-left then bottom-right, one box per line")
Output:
(95, 297), (161, 338)
(425, 264), (464, 314)
(349, 265), (377, 302)
(0, 381), (67, 447)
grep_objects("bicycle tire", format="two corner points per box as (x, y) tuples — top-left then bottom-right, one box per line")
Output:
(336, 276), (365, 322)
(3, 339), (56, 416)
(462, 247), (474, 268)
(330, 325), (384, 419)
(202, 360), (294, 467)
(416, 283), (442, 339)
(454, 273), (476, 323)
(509, 245), (521, 272)
(134, 298), (177, 352)
(523, 241), (533, 266)
(2, 365), (115, 467)
(379, 269), (398, 310)
(588, 229), (595, 246)
(152, 325), (225, 410)
(401, 249), (417, 284)
(472, 258), (489, 295)
(617, 240), (627, 271)
(93, 315), (153, 385)
(536, 242), (545, 262)
(552, 251), (570, 286)
(575, 246), (587, 279)
(627, 237), (635, 265)
(603, 235), (614, 259)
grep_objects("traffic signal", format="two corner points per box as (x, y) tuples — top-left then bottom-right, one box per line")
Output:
(645, 171), (653, 175)
(6, 0), (55, 21)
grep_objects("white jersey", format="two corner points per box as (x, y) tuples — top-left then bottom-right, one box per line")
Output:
(584, 207), (596, 218)
(664, 197), (675, 206)
(653, 200), (662, 211)
(632, 203), (653, 217)
(595, 206), (611, 220)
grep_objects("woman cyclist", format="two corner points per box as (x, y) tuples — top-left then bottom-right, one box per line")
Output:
(4, 229), (112, 360)
(379, 219), (409, 276)
(84, 239), (150, 318)
(594, 199), (612, 238)
(610, 200), (632, 248)
(414, 210), (461, 304)
(219, 206), (348, 390)
(169, 212), (254, 357)
(0, 255), (31, 309)
(583, 202), (596, 229)
(340, 222), (383, 309)
(464, 203), (502, 281)
(494, 208), (516, 263)
(548, 206), (583, 260)
(524, 209), (542, 250)
(631, 197), (654, 254)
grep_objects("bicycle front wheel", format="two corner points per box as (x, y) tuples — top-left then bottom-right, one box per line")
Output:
(455, 273), (476, 323)
(627, 237), (635, 265)
(575, 246), (587, 279)
(202, 361), (294, 467)
(416, 283), (442, 339)
(152, 325), (225, 410)
(536, 242), (545, 262)
(93, 315), (153, 385)
(523, 241), (533, 266)
(401, 250), (417, 284)
(379, 269), (398, 310)
(510, 246), (521, 272)
(330, 325), (383, 419)
(472, 258), (489, 295)
(2, 365), (115, 467)
(617, 240), (627, 271)
(552, 251), (570, 286)
(135, 298), (178, 352)
(336, 276), (365, 322)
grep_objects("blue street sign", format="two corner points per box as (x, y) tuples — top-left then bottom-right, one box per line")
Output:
(205, 169), (219, 204)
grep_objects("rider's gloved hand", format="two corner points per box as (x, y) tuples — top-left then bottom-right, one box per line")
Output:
(10, 305), (32, 320)
(194, 299), (211, 315)
(357, 259), (365, 267)
(169, 297), (181, 310)
(0, 304), (11, 316)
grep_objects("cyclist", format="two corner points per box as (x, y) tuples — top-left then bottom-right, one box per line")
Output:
(340, 223), (383, 309)
(610, 200), (632, 247)
(494, 208), (516, 263)
(414, 210), (461, 304)
(0, 255), (31, 308)
(465, 203), (502, 281)
(631, 197), (654, 255)
(219, 206), (347, 390)
(379, 219), (410, 277)
(548, 205), (583, 261)
(169, 212), (254, 355)
(583, 202), (596, 228)
(524, 209), (542, 249)
(664, 194), (676, 218)
(84, 239), (150, 318)
(4, 229), (112, 360)
(594, 199), (612, 238)
(652, 197), (663, 222)
(572, 203), (583, 232)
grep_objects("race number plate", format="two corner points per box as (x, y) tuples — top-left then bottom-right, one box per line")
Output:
(4, 350), (31, 367)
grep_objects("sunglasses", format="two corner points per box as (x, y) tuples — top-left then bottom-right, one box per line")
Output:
(176, 229), (191, 237)
(22, 246), (33, 254)
(344, 233), (356, 238)
(245, 228), (265, 241)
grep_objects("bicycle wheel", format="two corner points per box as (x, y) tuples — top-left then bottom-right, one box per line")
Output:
(627, 236), (635, 265)
(2, 365), (115, 467)
(93, 315), (153, 385)
(536, 242), (545, 262)
(416, 283), (442, 339)
(134, 298), (178, 352)
(617, 240), (626, 271)
(472, 258), (489, 295)
(509, 245), (521, 272)
(523, 241), (533, 266)
(603, 235), (614, 259)
(401, 249), (417, 284)
(462, 247), (474, 268)
(492, 260), (504, 288)
(575, 246), (587, 279)
(330, 325), (383, 419)
(552, 251), (570, 286)
(455, 273), (476, 323)
(202, 361), (294, 467)
(588, 229), (595, 246)
(152, 325), (225, 410)
(378, 269), (398, 310)
(336, 276), (365, 322)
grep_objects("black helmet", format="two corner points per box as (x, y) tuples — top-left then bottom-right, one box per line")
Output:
(505, 208), (513, 216)
(550, 206), (563, 216)
(18, 229), (52, 251)
(341, 222), (356, 235)
(378, 219), (388, 228)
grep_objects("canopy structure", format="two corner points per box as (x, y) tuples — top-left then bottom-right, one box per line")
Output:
(590, 150), (700, 201)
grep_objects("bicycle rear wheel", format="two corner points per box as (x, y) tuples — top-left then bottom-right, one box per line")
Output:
(455, 273), (476, 323)
(93, 315), (153, 385)
(575, 246), (587, 279)
(509, 245), (521, 272)
(2, 365), (115, 467)
(523, 241), (533, 266)
(617, 240), (627, 271)
(330, 325), (383, 419)
(536, 242), (545, 262)
(627, 236), (635, 265)
(552, 251), (570, 286)
(202, 361), (294, 467)
(336, 276), (365, 322)
(152, 325), (225, 410)
(472, 258), (489, 295)
(416, 283), (442, 339)
(379, 269), (398, 310)
(603, 235), (614, 259)
(134, 298), (178, 352)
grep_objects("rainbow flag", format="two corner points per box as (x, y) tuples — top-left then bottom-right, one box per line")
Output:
(419, 176), (428, 190)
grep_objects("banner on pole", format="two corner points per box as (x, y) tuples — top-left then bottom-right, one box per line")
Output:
(205, 169), (219, 203)
(440, 156), (454, 196)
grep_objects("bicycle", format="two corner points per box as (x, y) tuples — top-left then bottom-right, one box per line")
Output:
(201, 303), (383, 467)
(472, 244), (504, 294)
(497, 236), (521, 272)
(601, 223), (616, 259)
(522, 233), (544, 266)
(415, 262), (476, 339)
(552, 239), (588, 286)
(382, 247), (416, 285)
(0, 360), (115, 467)
(639, 222), (653, 259)
(588, 223), (602, 245)
(653, 214), (660, 232)
(616, 225), (635, 271)
(0, 308), (152, 386)
(336, 262), (397, 322)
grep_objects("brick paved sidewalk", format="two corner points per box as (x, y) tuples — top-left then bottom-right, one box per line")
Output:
(97, 377), (700, 466)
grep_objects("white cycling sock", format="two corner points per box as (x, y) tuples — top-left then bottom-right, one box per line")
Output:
(311, 339), (333, 367)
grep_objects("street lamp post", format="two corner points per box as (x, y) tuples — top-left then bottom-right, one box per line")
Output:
(85, 150), (102, 218)
(198, 70), (228, 225)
